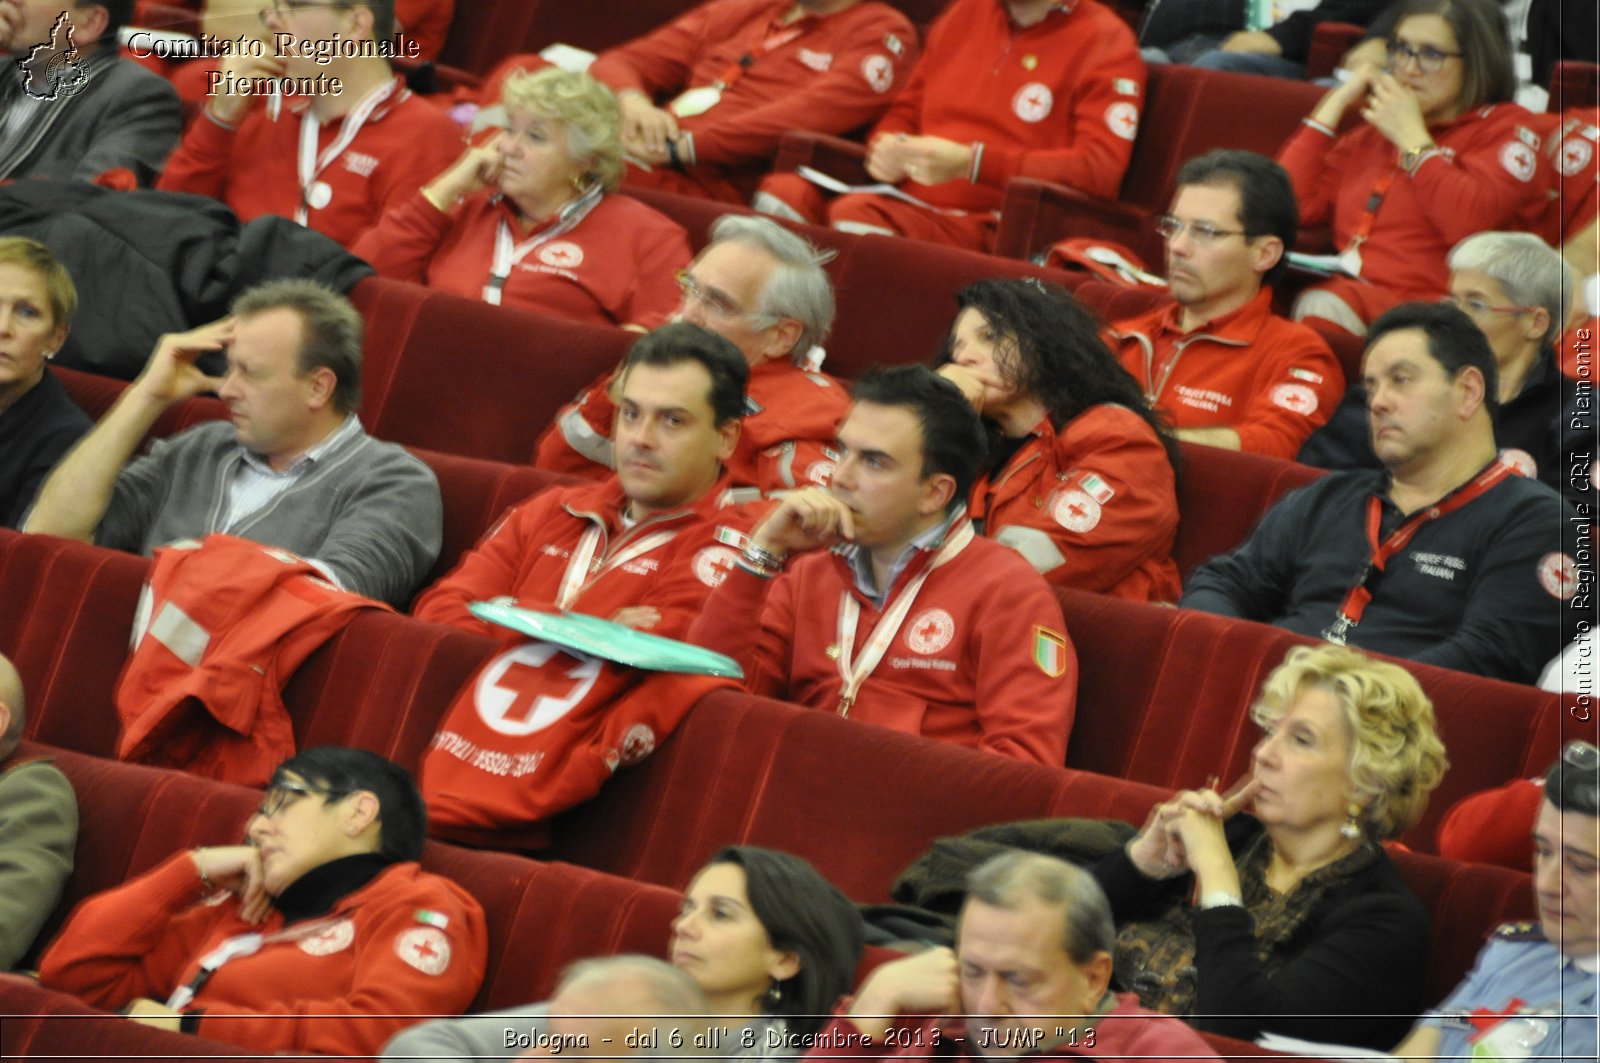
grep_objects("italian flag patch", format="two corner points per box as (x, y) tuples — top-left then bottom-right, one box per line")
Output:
(1033, 627), (1069, 677)
(414, 909), (450, 929)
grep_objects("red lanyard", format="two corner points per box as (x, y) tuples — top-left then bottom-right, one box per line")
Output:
(1346, 167), (1399, 249)
(1323, 460), (1513, 643)
(706, 18), (811, 90)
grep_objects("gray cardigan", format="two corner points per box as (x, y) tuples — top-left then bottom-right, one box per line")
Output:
(97, 421), (442, 608)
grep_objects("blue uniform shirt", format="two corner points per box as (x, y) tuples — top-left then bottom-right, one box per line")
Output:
(1423, 924), (1599, 1061)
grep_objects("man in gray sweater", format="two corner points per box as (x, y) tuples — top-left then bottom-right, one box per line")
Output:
(25, 278), (440, 608)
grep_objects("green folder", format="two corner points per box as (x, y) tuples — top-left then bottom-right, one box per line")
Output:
(469, 599), (744, 678)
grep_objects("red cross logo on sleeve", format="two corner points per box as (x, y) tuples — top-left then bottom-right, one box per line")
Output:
(395, 927), (452, 975)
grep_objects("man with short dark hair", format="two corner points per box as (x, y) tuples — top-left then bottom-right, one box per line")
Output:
(1182, 301), (1578, 683)
(416, 321), (759, 639)
(535, 214), (851, 497)
(0, 652), (76, 971)
(690, 364), (1076, 764)
(810, 852), (1218, 1061)
(1393, 742), (1598, 1062)
(0, 0), (180, 184)
(156, 0), (461, 248)
(25, 279), (441, 608)
(1110, 150), (1344, 459)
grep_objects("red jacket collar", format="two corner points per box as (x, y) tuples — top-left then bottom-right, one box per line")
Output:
(1148, 285), (1277, 345)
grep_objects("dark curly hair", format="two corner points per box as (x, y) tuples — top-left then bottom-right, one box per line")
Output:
(936, 278), (1181, 481)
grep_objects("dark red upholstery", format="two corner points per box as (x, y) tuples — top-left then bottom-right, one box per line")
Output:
(994, 65), (1325, 262)
(0, 977), (263, 1062)
(1171, 442), (1327, 577)
(1551, 60), (1600, 110)
(1054, 587), (1595, 850)
(19, 745), (686, 1015)
(1304, 22), (1367, 80)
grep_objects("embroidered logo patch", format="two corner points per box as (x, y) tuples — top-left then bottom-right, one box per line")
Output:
(906, 608), (955, 655)
(537, 241), (584, 269)
(617, 723), (657, 767)
(1499, 141), (1536, 182)
(804, 459), (837, 486)
(1558, 135), (1594, 178)
(1033, 626), (1069, 678)
(692, 544), (741, 588)
(473, 644), (602, 737)
(395, 926), (452, 975)
(1497, 447), (1537, 478)
(1270, 382), (1319, 416)
(1013, 83), (1053, 123)
(861, 54), (894, 93)
(1538, 552), (1579, 600)
(299, 919), (356, 956)
(798, 48), (833, 72)
(1105, 101), (1139, 141)
(1052, 490), (1101, 533)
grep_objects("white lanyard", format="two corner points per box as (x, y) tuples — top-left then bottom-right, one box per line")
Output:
(555, 523), (680, 610)
(164, 916), (346, 1010)
(294, 79), (397, 225)
(833, 522), (974, 716)
(482, 186), (601, 305)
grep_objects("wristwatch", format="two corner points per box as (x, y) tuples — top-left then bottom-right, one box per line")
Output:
(1401, 141), (1437, 172)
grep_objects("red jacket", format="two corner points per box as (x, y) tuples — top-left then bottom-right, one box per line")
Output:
(157, 78), (464, 249)
(39, 856), (487, 1057)
(1110, 288), (1345, 459)
(412, 476), (766, 641)
(534, 357), (852, 495)
(116, 535), (388, 787)
(868, 0), (1144, 211)
(974, 407), (1180, 602)
(1539, 106), (1599, 243)
(590, 0), (916, 169)
(1278, 103), (1550, 303)
(688, 518), (1076, 765)
(351, 189), (691, 329)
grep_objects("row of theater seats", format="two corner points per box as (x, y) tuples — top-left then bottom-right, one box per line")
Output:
(0, 522), (1551, 1049)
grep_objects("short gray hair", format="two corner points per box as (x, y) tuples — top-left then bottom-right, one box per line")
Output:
(707, 214), (836, 363)
(964, 851), (1114, 964)
(231, 279), (364, 414)
(1448, 231), (1574, 348)
(555, 955), (710, 1017)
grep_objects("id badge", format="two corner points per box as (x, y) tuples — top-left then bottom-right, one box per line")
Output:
(1335, 244), (1363, 278)
(669, 85), (723, 118)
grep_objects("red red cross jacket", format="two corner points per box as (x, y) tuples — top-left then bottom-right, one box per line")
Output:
(533, 357), (852, 496)
(116, 535), (389, 787)
(974, 407), (1180, 602)
(39, 855), (487, 1057)
(688, 516), (1077, 764)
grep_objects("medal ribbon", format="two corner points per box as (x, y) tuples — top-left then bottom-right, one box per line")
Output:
(1324, 460), (1512, 642)
(295, 79), (398, 224)
(834, 522), (975, 716)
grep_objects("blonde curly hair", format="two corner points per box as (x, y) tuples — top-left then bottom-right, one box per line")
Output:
(1251, 645), (1449, 839)
(501, 67), (625, 193)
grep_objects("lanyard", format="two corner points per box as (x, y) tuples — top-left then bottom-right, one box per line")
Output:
(834, 522), (974, 716)
(294, 79), (397, 224)
(1322, 460), (1512, 643)
(709, 20), (811, 90)
(164, 916), (348, 1011)
(555, 522), (680, 610)
(1337, 167), (1400, 277)
(482, 186), (600, 305)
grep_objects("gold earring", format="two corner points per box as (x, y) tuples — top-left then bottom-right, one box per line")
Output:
(1340, 802), (1363, 840)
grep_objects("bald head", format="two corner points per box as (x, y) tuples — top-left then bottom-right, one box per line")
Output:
(0, 654), (24, 758)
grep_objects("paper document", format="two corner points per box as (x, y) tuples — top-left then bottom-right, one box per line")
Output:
(795, 165), (936, 209)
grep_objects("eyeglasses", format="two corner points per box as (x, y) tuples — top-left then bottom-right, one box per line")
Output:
(259, 0), (353, 25)
(256, 778), (346, 819)
(1386, 39), (1463, 74)
(675, 270), (747, 320)
(1440, 295), (1536, 317)
(1154, 214), (1250, 246)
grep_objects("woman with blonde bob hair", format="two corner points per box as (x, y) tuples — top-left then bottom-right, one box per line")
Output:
(1094, 644), (1448, 1049)
(355, 68), (690, 329)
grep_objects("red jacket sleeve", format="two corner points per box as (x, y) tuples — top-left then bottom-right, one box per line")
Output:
(532, 370), (620, 480)
(351, 189), (453, 283)
(619, 224), (695, 329)
(685, 9), (919, 165)
(38, 855), (225, 1008)
(588, 1), (718, 97)
(686, 561), (795, 699)
(350, 104), (465, 248)
(991, 409), (1178, 596)
(967, 563), (1075, 765)
(975, 16), (1143, 198)
(412, 494), (559, 634)
(1230, 331), (1346, 459)
(155, 109), (240, 199)
(1277, 122), (1342, 229)
(1406, 112), (1549, 245)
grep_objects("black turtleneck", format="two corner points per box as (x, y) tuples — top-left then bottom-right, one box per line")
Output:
(273, 852), (393, 925)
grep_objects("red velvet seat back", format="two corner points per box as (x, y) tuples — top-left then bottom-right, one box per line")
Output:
(1171, 442), (1327, 576)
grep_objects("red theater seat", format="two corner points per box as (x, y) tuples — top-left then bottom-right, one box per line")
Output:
(1170, 441), (1326, 577)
